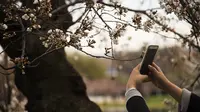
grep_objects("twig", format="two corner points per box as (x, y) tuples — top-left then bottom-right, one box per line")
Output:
(27, 62), (40, 68)
(72, 8), (89, 25)
(75, 47), (142, 61)
(29, 46), (65, 65)
(144, 13), (200, 52)
(92, 7), (112, 30)
(51, 0), (84, 14)
(98, 1), (200, 52)
(190, 73), (200, 88)
(19, 18), (26, 57)
(0, 70), (15, 76)
(98, 2), (161, 13)
(0, 64), (16, 70)
(69, 6), (85, 13)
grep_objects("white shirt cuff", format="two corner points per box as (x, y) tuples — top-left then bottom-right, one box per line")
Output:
(180, 88), (191, 112)
(125, 88), (143, 102)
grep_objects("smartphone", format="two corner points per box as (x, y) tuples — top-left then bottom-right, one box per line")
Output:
(140, 45), (159, 75)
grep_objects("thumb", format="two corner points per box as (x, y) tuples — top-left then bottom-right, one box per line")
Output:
(139, 75), (151, 83)
(143, 75), (151, 82)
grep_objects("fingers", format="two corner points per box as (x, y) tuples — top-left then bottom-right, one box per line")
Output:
(148, 65), (158, 75)
(152, 62), (161, 72)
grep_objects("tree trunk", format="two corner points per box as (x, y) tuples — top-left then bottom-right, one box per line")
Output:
(0, 0), (102, 111)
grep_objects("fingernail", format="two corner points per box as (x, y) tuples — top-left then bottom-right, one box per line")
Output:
(148, 65), (151, 67)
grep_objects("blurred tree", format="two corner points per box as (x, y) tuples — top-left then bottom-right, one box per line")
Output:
(0, 0), (101, 112)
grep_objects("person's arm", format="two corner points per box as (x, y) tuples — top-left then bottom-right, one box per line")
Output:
(125, 88), (150, 112)
(148, 63), (200, 112)
(148, 63), (182, 102)
(125, 64), (150, 112)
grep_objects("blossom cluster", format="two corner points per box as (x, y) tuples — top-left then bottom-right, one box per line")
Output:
(111, 23), (127, 42)
(40, 29), (71, 48)
(2, 0), (52, 33)
(132, 14), (142, 30)
(160, 0), (200, 37)
(13, 57), (30, 74)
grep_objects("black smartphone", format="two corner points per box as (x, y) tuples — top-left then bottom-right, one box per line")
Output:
(140, 45), (159, 75)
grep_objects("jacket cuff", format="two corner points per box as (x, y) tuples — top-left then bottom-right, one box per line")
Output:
(180, 88), (191, 112)
(125, 88), (143, 102)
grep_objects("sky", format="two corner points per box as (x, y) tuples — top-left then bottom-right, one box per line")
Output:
(66, 0), (191, 56)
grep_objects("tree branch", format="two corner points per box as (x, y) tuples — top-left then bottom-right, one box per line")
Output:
(29, 46), (65, 65)
(144, 12), (200, 52)
(0, 64), (16, 70)
(74, 47), (142, 61)
(18, 18), (26, 58)
(51, 0), (84, 14)
(190, 73), (200, 88)
(98, 1), (200, 52)
(71, 8), (88, 25)
(98, 2), (161, 13)
(92, 7), (112, 30)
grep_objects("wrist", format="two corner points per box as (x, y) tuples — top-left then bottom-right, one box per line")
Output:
(160, 78), (171, 88)
(163, 80), (173, 92)
(126, 83), (137, 90)
(164, 81), (183, 102)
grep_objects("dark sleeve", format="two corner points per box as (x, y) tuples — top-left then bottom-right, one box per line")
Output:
(187, 93), (200, 112)
(126, 96), (150, 112)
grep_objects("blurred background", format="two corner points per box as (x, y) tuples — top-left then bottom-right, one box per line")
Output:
(0, 45), (200, 112)
(64, 45), (200, 112)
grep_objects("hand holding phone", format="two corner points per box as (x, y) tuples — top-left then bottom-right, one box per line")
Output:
(140, 45), (159, 75)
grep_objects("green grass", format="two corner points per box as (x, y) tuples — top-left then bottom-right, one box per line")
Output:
(146, 95), (171, 109)
(98, 95), (171, 110)
(99, 103), (125, 108)
(67, 53), (107, 79)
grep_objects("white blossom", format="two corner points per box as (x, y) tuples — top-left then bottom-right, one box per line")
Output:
(39, 37), (44, 40)
(44, 43), (48, 48)
(33, 24), (41, 29)
(29, 13), (35, 18)
(27, 27), (32, 32)
(48, 13), (52, 17)
(22, 14), (29, 20)
(47, 29), (53, 34)
(0, 23), (8, 30)
(66, 36), (71, 43)
(2, 24), (8, 30)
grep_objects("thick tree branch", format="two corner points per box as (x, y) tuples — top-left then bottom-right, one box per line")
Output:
(0, 64), (16, 71)
(51, 0), (84, 14)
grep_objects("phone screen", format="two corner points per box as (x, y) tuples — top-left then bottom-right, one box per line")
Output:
(140, 45), (158, 75)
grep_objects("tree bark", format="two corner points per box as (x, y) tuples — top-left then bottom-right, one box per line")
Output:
(0, 0), (102, 111)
